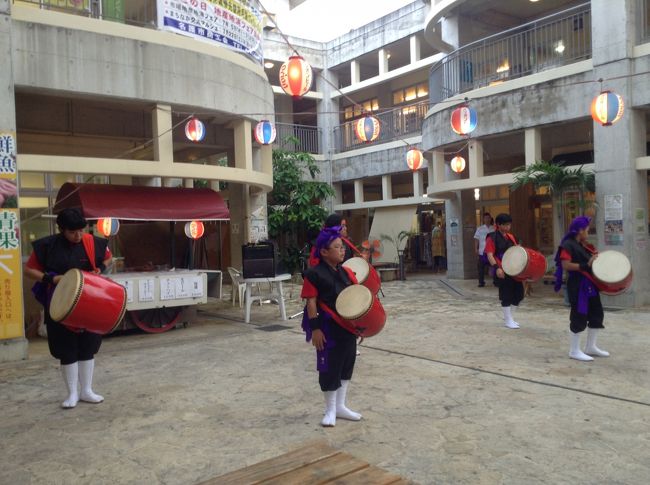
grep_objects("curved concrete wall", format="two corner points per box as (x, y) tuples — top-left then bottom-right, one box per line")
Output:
(11, 7), (274, 121)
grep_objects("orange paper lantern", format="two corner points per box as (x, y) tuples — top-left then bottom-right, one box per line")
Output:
(450, 156), (466, 173)
(184, 221), (205, 239)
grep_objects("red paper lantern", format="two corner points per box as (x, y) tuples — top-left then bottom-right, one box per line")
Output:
(450, 156), (466, 173)
(406, 148), (423, 171)
(279, 56), (312, 98)
(591, 91), (624, 126)
(184, 221), (205, 239)
(354, 116), (381, 143)
(96, 218), (119, 237)
(185, 118), (206, 142)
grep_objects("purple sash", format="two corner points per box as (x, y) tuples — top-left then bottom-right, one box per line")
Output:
(577, 276), (599, 315)
(301, 307), (337, 372)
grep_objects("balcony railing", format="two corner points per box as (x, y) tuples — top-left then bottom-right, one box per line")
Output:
(429, 3), (592, 105)
(274, 123), (321, 154)
(334, 100), (429, 153)
(16, 0), (158, 27)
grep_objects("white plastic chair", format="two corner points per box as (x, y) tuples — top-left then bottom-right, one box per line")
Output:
(227, 267), (262, 308)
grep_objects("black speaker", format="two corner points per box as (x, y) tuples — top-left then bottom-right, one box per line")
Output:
(242, 243), (275, 278)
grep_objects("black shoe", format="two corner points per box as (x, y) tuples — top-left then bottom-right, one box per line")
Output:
(478, 283), (485, 287)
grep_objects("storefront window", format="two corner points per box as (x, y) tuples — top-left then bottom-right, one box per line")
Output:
(20, 173), (45, 189)
(19, 198), (52, 258)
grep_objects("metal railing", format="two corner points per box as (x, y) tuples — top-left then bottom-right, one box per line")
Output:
(15, 0), (158, 27)
(274, 123), (321, 154)
(333, 100), (429, 153)
(639, 0), (650, 43)
(429, 3), (592, 104)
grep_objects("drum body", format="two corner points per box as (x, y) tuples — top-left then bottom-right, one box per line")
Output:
(502, 246), (547, 282)
(342, 257), (381, 294)
(50, 269), (127, 334)
(335, 285), (386, 337)
(591, 250), (633, 296)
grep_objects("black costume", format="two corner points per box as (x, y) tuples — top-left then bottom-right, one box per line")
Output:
(488, 231), (524, 307)
(561, 238), (604, 334)
(29, 234), (109, 365)
(301, 260), (357, 392)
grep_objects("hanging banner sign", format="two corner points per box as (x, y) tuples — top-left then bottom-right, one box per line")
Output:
(157, 0), (263, 64)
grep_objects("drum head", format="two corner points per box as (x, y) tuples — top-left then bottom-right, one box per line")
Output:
(342, 257), (369, 282)
(49, 269), (83, 321)
(502, 246), (527, 277)
(336, 285), (373, 320)
(592, 250), (632, 284)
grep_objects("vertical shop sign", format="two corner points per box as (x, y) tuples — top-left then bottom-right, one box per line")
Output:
(0, 131), (23, 339)
(604, 194), (624, 246)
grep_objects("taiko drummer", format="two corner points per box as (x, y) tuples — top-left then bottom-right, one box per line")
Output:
(24, 208), (112, 408)
(553, 216), (609, 361)
(485, 213), (526, 329)
(301, 226), (363, 427)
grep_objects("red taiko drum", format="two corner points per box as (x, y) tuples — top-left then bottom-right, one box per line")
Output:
(591, 250), (633, 296)
(502, 246), (547, 282)
(49, 269), (127, 334)
(335, 285), (386, 338)
(342, 257), (381, 294)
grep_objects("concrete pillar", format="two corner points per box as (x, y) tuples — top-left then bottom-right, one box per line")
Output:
(378, 48), (389, 76)
(469, 140), (484, 179)
(413, 170), (424, 198)
(274, 95), (294, 125)
(409, 35), (421, 63)
(248, 188), (269, 243)
(350, 60), (360, 85)
(591, 0), (650, 307)
(525, 128), (542, 167)
(444, 190), (478, 279)
(430, 150), (447, 186)
(132, 177), (162, 187)
(0, 2), (28, 361)
(382, 175), (393, 200)
(354, 179), (364, 204)
(317, 69), (339, 211)
(233, 120), (253, 171)
(183, 179), (193, 188)
(228, 184), (249, 270)
(153, 104), (173, 165)
(333, 183), (343, 206)
(110, 175), (132, 185)
(441, 14), (460, 50)
(260, 144), (273, 175)
(210, 180), (221, 191)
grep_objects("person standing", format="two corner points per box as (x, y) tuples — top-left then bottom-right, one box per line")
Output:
(300, 226), (362, 427)
(485, 213), (525, 329)
(431, 223), (445, 273)
(554, 216), (609, 362)
(474, 213), (494, 287)
(24, 208), (112, 408)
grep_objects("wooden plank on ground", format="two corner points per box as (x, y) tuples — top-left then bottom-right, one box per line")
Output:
(259, 453), (369, 485)
(199, 441), (339, 485)
(326, 465), (409, 484)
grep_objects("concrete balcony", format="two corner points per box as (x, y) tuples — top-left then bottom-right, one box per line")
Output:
(274, 123), (322, 154)
(429, 3), (592, 105)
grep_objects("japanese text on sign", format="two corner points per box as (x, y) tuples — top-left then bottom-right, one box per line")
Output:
(157, 0), (263, 64)
(0, 132), (16, 177)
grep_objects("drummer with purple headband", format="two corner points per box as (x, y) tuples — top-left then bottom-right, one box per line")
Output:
(554, 216), (609, 362)
(300, 225), (363, 427)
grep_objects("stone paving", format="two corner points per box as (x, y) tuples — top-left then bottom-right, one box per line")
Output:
(1, 275), (649, 485)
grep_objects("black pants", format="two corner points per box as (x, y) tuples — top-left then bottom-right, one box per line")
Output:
(569, 296), (605, 333)
(45, 312), (102, 365)
(497, 276), (524, 307)
(319, 329), (357, 392)
(477, 256), (488, 285)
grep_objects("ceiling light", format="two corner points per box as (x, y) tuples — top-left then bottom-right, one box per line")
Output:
(555, 41), (565, 54)
(264, 61), (274, 69)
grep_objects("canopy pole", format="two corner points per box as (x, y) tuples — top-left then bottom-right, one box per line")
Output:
(170, 221), (175, 268)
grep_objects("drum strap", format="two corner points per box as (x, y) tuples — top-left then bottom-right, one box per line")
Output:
(342, 237), (362, 257)
(82, 234), (97, 272)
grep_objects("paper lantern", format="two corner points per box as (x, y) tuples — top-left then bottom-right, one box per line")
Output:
(279, 56), (312, 98)
(185, 118), (206, 142)
(184, 221), (205, 239)
(591, 91), (624, 126)
(254, 120), (276, 145)
(450, 105), (478, 136)
(406, 148), (423, 171)
(354, 116), (381, 143)
(96, 218), (119, 237)
(450, 156), (466, 173)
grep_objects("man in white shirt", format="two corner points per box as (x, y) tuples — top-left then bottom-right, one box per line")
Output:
(474, 212), (495, 287)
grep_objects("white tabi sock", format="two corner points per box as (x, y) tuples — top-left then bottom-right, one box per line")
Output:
(503, 306), (519, 329)
(569, 332), (594, 361)
(321, 391), (337, 427)
(61, 362), (79, 409)
(79, 359), (104, 403)
(584, 328), (609, 357)
(336, 380), (362, 421)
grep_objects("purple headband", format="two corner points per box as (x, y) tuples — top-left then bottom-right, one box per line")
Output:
(315, 226), (342, 254)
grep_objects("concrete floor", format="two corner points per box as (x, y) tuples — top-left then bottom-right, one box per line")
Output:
(1, 275), (649, 485)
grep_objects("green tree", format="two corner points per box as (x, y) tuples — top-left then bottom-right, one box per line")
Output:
(511, 161), (596, 243)
(268, 146), (334, 273)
